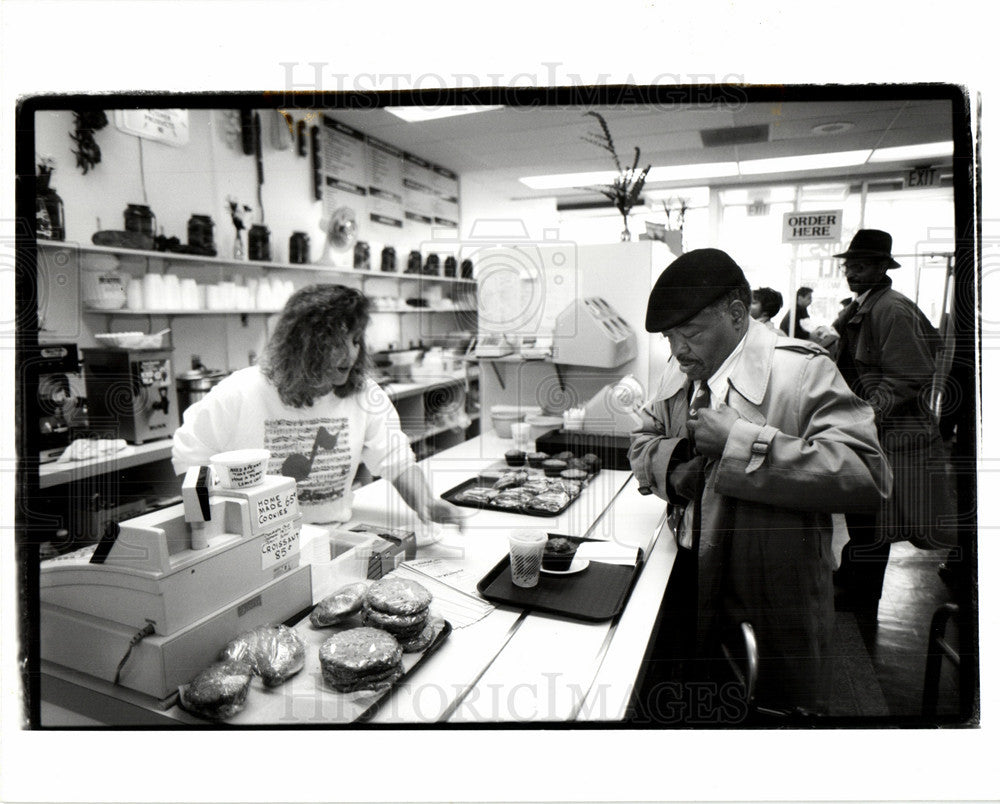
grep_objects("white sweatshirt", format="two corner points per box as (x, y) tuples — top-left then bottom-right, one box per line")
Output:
(172, 367), (415, 524)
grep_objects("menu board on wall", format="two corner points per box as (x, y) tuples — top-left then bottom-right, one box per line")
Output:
(431, 165), (460, 230)
(365, 135), (404, 229)
(321, 116), (368, 220)
(320, 116), (461, 248)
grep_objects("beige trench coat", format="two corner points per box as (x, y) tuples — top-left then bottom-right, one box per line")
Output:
(630, 320), (891, 712)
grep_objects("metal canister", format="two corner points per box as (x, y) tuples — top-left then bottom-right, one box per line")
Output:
(176, 369), (229, 415)
(423, 253), (440, 275)
(354, 240), (371, 270)
(380, 246), (396, 273)
(405, 250), (422, 274)
(187, 215), (215, 250)
(289, 231), (310, 264)
(444, 255), (457, 277)
(124, 204), (156, 237)
(248, 224), (271, 261)
(460, 258), (474, 279)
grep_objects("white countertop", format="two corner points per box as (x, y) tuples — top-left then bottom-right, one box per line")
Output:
(40, 429), (674, 725)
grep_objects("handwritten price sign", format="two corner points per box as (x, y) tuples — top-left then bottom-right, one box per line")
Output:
(260, 519), (301, 570)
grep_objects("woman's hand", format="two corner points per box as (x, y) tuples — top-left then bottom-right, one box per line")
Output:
(422, 499), (468, 530)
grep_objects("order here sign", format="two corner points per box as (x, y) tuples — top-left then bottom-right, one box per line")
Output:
(781, 210), (843, 243)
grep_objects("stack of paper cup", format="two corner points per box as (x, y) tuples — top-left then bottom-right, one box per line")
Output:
(125, 278), (144, 310)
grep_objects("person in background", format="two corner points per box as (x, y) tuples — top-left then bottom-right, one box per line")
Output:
(173, 283), (464, 529)
(750, 286), (783, 331)
(629, 249), (889, 718)
(831, 229), (952, 612)
(779, 285), (813, 340)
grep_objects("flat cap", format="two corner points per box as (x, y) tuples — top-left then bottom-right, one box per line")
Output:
(645, 248), (748, 332)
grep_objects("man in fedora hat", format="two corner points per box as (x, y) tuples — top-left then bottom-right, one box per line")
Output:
(629, 248), (889, 718)
(832, 229), (952, 611)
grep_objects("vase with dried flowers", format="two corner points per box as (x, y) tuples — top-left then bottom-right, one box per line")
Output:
(582, 111), (651, 241)
(227, 196), (253, 260)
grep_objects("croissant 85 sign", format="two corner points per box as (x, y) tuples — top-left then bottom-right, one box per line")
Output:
(781, 210), (843, 243)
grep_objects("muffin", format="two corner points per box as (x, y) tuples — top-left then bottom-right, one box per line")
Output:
(566, 457), (588, 472)
(560, 468), (589, 482)
(526, 451), (549, 468)
(554, 450), (575, 463)
(581, 453), (602, 473)
(542, 458), (568, 477)
(505, 449), (527, 467)
(542, 537), (577, 571)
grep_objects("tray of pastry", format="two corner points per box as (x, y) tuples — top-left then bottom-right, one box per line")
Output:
(440, 451), (603, 518)
(476, 535), (644, 622)
(174, 577), (451, 725)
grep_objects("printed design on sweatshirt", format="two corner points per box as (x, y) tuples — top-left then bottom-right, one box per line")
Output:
(265, 417), (350, 504)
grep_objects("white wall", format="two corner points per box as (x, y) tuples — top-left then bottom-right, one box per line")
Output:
(33, 108), (470, 369)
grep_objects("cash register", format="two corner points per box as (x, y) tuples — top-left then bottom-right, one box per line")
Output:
(39, 466), (314, 700)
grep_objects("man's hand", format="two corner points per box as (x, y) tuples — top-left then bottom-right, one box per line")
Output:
(688, 404), (740, 458)
(668, 455), (705, 501)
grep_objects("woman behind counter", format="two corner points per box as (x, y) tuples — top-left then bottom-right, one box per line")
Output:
(172, 283), (463, 528)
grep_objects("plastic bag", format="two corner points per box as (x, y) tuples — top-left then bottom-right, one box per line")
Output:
(220, 624), (306, 687)
(178, 660), (253, 720)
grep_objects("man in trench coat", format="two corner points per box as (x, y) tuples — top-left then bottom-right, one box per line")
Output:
(630, 249), (890, 716)
(832, 229), (952, 609)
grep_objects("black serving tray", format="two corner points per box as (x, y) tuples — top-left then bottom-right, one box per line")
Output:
(476, 536), (644, 622)
(440, 463), (596, 518)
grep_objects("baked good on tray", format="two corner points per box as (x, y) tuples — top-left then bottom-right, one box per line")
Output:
(399, 615), (445, 653)
(319, 627), (403, 692)
(504, 449), (527, 467)
(526, 451), (549, 468)
(528, 490), (572, 513)
(542, 459), (568, 477)
(179, 660), (253, 720)
(542, 536), (578, 570)
(310, 581), (369, 627)
(362, 602), (428, 639)
(220, 623), (306, 687)
(366, 577), (433, 616)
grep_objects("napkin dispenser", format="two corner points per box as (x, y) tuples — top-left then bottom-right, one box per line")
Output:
(551, 297), (637, 368)
(39, 474), (312, 699)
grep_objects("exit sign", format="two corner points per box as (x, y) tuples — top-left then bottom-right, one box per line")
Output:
(906, 166), (943, 187)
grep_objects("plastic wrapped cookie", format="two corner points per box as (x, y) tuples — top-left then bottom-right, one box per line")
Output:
(309, 581), (369, 627)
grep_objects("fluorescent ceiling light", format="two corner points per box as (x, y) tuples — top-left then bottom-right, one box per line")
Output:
(868, 141), (954, 162)
(739, 149), (872, 175)
(386, 105), (503, 123)
(646, 162), (739, 182)
(520, 170), (620, 190)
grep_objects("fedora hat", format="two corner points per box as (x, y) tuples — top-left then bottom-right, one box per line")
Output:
(833, 229), (901, 268)
(645, 248), (749, 332)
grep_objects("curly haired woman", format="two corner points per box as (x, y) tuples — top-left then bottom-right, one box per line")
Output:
(173, 284), (463, 527)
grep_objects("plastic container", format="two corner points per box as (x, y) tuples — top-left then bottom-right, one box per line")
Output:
(525, 413), (563, 442)
(489, 405), (542, 438)
(210, 448), (270, 489)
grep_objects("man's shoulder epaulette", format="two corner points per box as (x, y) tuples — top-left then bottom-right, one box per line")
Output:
(774, 339), (829, 359)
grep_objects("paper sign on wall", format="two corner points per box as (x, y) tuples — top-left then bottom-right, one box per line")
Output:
(781, 210), (843, 243)
(114, 110), (190, 146)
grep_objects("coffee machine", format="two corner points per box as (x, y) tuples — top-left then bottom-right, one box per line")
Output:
(25, 342), (88, 462)
(83, 348), (179, 444)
